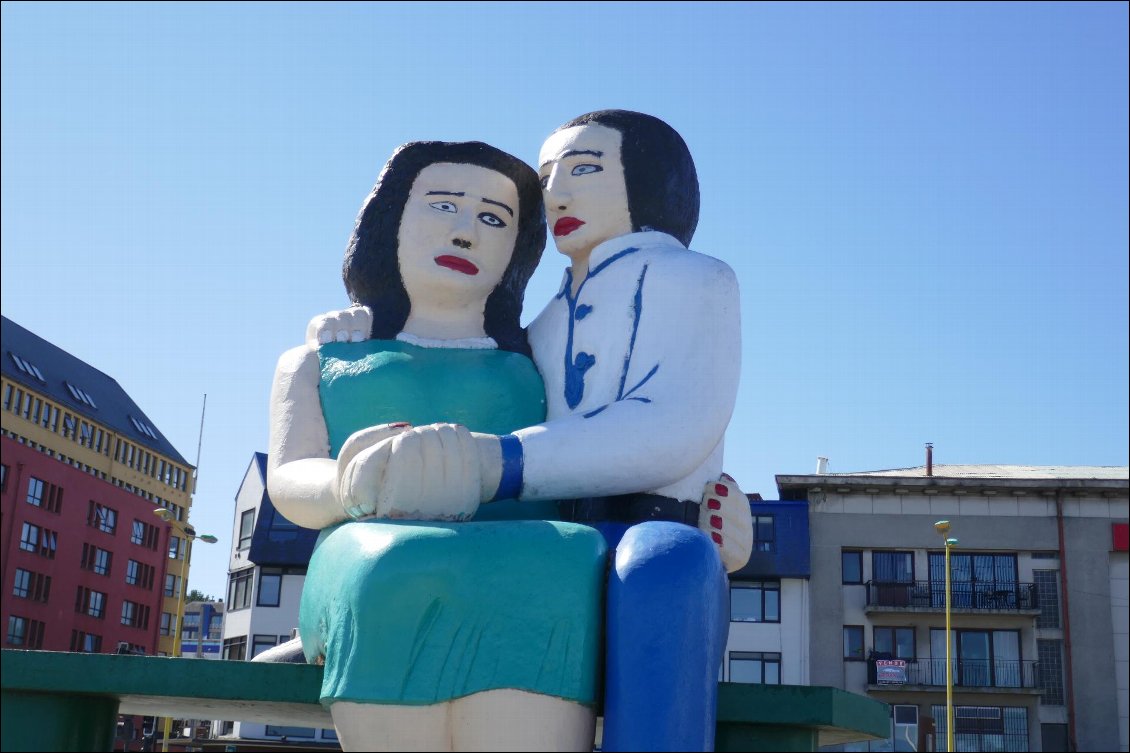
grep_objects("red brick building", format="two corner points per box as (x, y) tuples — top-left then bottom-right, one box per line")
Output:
(2, 316), (195, 656)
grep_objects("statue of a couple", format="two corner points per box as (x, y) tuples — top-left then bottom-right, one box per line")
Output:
(268, 110), (748, 752)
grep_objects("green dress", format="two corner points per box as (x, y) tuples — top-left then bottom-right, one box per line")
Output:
(299, 340), (606, 707)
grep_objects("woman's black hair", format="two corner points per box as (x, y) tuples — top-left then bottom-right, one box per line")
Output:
(342, 141), (546, 356)
(554, 110), (699, 247)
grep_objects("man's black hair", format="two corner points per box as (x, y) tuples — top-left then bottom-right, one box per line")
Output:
(554, 110), (699, 246)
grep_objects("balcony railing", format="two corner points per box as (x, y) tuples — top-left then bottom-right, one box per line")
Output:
(868, 657), (1040, 690)
(865, 581), (1039, 611)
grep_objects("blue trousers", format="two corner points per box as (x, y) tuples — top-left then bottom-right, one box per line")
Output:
(593, 521), (729, 752)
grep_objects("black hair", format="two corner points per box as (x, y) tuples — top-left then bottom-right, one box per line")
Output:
(342, 141), (546, 356)
(554, 110), (699, 246)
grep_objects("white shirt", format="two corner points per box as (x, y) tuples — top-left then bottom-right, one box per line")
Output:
(516, 231), (741, 503)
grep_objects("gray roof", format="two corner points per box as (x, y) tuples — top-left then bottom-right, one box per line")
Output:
(821, 464), (1128, 480)
(2, 315), (191, 466)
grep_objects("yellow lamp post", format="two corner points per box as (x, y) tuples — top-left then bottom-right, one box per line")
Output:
(934, 520), (958, 753)
(154, 508), (217, 752)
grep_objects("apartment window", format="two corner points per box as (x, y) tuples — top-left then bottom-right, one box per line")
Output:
(1037, 640), (1065, 705)
(70, 630), (103, 653)
(168, 535), (184, 560)
(729, 651), (781, 684)
(19, 522), (57, 558)
(252, 634), (279, 658)
(222, 635), (248, 661)
(929, 552), (1017, 609)
(872, 551), (914, 583)
(238, 509), (255, 550)
(752, 515), (775, 552)
(932, 705), (1028, 752)
(7, 616), (27, 645)
(730, 580), (780, 623)
(125, 560), (154, 590)
(121, 601), (150, 630)
(844, 625), (865, 661)
(164, 574), (181, 599)
(7, 616), (45, 648)
(874, 626), (916, 660)
(81, 543), (113, 576)
(159, 612), (175, 637)
(12, 569), (32, 599)
(930, 628), (1022, 688)
(131, 519), (159, 550)
(1, 463), (8, 492)
(258, 570), (282, 607)
(26, 477), (44, 506)
(76, 587), (107, 619)
(87, 501), (118, 534)
(842, 550), (863, 584)
(12, 568), (50, 603)
(19, 522), (40, 553)
(1033, 570), (1061, 629)
(227, 569), (253, 610)
(208, 615), (223, 640)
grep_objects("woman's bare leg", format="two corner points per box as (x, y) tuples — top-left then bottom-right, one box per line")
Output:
(331, 700), (453, 752)
(451, 689), (595, 752)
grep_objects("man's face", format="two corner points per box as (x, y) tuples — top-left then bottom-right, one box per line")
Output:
(397, 162), (520, 307)
(538, 123), (633, 265)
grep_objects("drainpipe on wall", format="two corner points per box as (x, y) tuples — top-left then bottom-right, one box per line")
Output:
(1, 461), (27, 578)
(1056, 490), (1078, 752)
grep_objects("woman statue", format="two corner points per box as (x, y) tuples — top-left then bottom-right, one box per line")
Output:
(267, 141), (606, 752)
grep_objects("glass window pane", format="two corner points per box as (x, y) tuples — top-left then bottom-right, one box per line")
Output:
(842, 551), (862, 584)
(763, 588), (780, 622)
(731, 587), (761, 622)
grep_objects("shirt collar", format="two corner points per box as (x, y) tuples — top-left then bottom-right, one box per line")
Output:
(554, 230), (686, 299)
(587, 230), (685, 269)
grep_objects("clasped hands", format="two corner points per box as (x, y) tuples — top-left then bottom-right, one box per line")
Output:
(336, 422), (490, 522)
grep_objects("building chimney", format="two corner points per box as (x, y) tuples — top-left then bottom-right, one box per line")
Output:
(926, 443), (933, 477)
(816, 457), (829, 474)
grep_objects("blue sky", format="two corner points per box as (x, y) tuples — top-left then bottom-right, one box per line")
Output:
(3, 2), (1127, 598)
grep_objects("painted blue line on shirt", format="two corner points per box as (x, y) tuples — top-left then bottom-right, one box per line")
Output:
(616, 265), (649, 400)
(562, 246), (642, 410)
(622, 364), (659, 400)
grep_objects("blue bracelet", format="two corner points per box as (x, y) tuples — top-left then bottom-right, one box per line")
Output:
(492, 434), (524, 501)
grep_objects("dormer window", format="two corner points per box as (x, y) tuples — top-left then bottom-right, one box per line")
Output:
(64, 381), (98, 409)
(130, 416), (158, 440)
(9, 352), (46, 382)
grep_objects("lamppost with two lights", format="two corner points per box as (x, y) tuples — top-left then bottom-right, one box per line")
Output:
(934, 519), (958, 753)
(153, 508), (217, 753)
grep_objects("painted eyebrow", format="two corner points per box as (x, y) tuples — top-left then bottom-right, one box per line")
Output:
(480, 198), (514, 217)
(539, 149), (604, 168)
(426, 191), (465, 197)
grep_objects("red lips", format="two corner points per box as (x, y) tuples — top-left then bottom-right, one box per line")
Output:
(434, 255), (479, 275)
(554, 217), (585, 237)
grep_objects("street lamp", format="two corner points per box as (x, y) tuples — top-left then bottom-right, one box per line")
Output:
(934, 520), (958, 753)
(153, 508), (217, 752)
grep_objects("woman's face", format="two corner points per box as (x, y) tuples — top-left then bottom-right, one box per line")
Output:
(398, 162), (520, 308)
(538, 123), (633, 264)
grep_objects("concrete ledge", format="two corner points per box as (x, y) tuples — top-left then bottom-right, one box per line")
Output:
(2, 650), (888, 751)
(716, 682), (890, 747)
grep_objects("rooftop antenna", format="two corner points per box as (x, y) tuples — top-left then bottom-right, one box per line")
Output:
(193, 394), (207, 493)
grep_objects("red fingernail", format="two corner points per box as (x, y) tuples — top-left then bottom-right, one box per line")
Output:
(707, 498), (721, 510)
(711, 532), (723, 544)
(710, 515), (723, 530)
(391, 422), (409, 428)
(715, 484), (728, 497)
